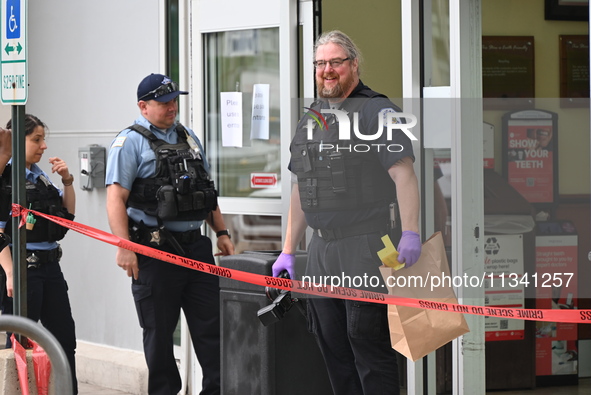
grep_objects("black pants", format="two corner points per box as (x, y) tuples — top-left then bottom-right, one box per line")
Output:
(305, 232), (399, 395)
(2, 259), (78, 395)
(132, 236), (220, 395)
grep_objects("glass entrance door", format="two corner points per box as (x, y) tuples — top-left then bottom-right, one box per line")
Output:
(187, 2), (308, 392)
(191, 0), (310, 255)
(203, 27), (283, 253)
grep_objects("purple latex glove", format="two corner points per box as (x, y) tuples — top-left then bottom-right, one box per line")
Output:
(397, 231), (421, 267)
(272, 252), (296, 279)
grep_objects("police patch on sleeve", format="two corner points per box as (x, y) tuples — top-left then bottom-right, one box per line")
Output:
(381, 108), (400, 125)
(111, 136), (126, 148)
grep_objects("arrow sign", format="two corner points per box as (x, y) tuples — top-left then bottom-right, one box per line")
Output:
(4, 42), (21, 55)
(250, 173), (277, 189)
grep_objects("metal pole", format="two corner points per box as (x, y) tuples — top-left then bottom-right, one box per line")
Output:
(10, 105), (27, 341)
(0, 315), (73, 395)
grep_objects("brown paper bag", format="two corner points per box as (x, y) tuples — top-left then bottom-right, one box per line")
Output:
(379, 232), (469, 361)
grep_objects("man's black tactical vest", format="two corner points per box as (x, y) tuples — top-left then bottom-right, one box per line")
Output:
(0, 165), (74, 242)
(290, 86), (397, 212)
(126, 124), (218, 221)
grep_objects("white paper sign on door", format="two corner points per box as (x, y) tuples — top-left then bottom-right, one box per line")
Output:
(220, 92), (243, 147)
(250, 84), (270, 140)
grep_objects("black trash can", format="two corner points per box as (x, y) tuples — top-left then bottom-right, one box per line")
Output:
(219, 251), (332, 395)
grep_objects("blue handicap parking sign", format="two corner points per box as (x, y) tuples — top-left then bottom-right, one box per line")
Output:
(6, 0), (20, 39)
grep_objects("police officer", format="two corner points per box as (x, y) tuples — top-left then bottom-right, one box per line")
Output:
(0, 114), (78, 393)
(106, 73), (234, 395)
(272, 31), (422, 395)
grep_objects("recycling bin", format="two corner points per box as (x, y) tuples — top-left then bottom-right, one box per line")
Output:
(219, 251), (332, 395)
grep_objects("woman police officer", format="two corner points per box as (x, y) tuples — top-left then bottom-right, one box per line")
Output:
(0, 114), (78, 394)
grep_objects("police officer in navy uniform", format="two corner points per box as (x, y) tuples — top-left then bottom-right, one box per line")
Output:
(106, 73), (234, 395)
(272, 31), (422, 395)
(0, 114), (79, 393)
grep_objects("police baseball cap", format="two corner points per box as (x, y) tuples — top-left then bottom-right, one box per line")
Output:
(137, 73), (188, 102)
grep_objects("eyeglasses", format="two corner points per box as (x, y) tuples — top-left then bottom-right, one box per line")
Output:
(139, 82), (179, 101)
(313, 58), (350, 69)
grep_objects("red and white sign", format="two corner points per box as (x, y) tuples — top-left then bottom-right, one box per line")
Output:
(505, 113), (555, 204)
(250, 173), (277, 189)
(535, 233), (578, 377)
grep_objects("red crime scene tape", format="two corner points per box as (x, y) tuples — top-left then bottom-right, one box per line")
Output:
(13, 204), (591, 325)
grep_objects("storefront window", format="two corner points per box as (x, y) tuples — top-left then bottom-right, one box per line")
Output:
(204, 28), (281, 198)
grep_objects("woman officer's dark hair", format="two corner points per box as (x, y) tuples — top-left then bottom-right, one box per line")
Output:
(6, 114), (47, 136)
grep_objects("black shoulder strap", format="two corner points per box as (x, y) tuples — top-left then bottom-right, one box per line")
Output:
(127, 124), (189, 148)
(126, 124), (167, 151)
(174, 124), (189, 143)
(126, 124), (175, 178)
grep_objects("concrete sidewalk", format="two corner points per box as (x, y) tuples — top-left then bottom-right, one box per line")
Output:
(79, 381), (134, 395)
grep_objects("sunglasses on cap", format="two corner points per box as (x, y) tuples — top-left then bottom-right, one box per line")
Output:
(138, 82), (180, 101)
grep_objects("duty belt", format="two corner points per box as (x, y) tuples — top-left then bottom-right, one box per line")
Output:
(26, 246), (62, 269)
(315, 219), (390, 242)
(170, 229), (202, 244)
(129, 221), (202, 257)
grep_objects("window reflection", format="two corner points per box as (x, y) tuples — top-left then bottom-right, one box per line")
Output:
(223, 214), (282, 254)
(204, 28), (281, 198)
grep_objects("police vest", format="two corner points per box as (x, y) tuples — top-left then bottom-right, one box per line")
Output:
(0, 165), (74, 242)
(290, 87), (397, 212)
(126, 124), (218, 221)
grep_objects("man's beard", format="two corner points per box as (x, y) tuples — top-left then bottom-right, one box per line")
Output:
(318, 80), (344, 98)
(317, 73), (355, 99)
